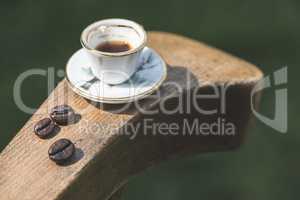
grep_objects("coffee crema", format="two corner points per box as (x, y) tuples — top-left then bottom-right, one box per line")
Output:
(95, 40), (132, 53)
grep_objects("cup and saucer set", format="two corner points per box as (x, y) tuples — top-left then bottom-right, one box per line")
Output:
(66, 19), (167, 104)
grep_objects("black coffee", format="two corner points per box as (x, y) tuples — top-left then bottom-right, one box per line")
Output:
(96, 40), (132, 53)
(48, 138), (75, 164)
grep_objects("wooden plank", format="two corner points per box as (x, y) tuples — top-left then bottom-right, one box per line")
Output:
(0, 32), (263, 200)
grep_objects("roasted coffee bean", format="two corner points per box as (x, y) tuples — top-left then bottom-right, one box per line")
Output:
(48, 138), (75, 163)
(34, 118), (56, 139)
(50, 105), (75, 125)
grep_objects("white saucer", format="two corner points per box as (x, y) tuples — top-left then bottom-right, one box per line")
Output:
(66, 47), (167, 104)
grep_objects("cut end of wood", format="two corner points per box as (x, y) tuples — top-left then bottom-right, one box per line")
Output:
(148, 31), (263, 86)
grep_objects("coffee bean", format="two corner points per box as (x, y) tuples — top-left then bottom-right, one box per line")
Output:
(50, 105), (75, 125)
(34, 118), (56, 139)
(48, 138), (75, 163)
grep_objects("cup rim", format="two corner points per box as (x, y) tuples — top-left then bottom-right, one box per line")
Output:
(80, 18), (147, 57)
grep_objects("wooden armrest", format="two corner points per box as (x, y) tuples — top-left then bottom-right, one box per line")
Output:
(0, 32), (263, 200)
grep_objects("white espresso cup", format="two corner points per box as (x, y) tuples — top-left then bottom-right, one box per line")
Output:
(80, 19), (147, 85)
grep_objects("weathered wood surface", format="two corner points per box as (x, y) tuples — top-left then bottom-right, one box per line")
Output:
(0, 32), (263, 200)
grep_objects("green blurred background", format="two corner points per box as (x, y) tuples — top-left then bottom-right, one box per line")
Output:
(0, 0), (298, 199)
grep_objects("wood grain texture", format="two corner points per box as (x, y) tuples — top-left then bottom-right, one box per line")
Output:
(0, 32), (263, 200)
